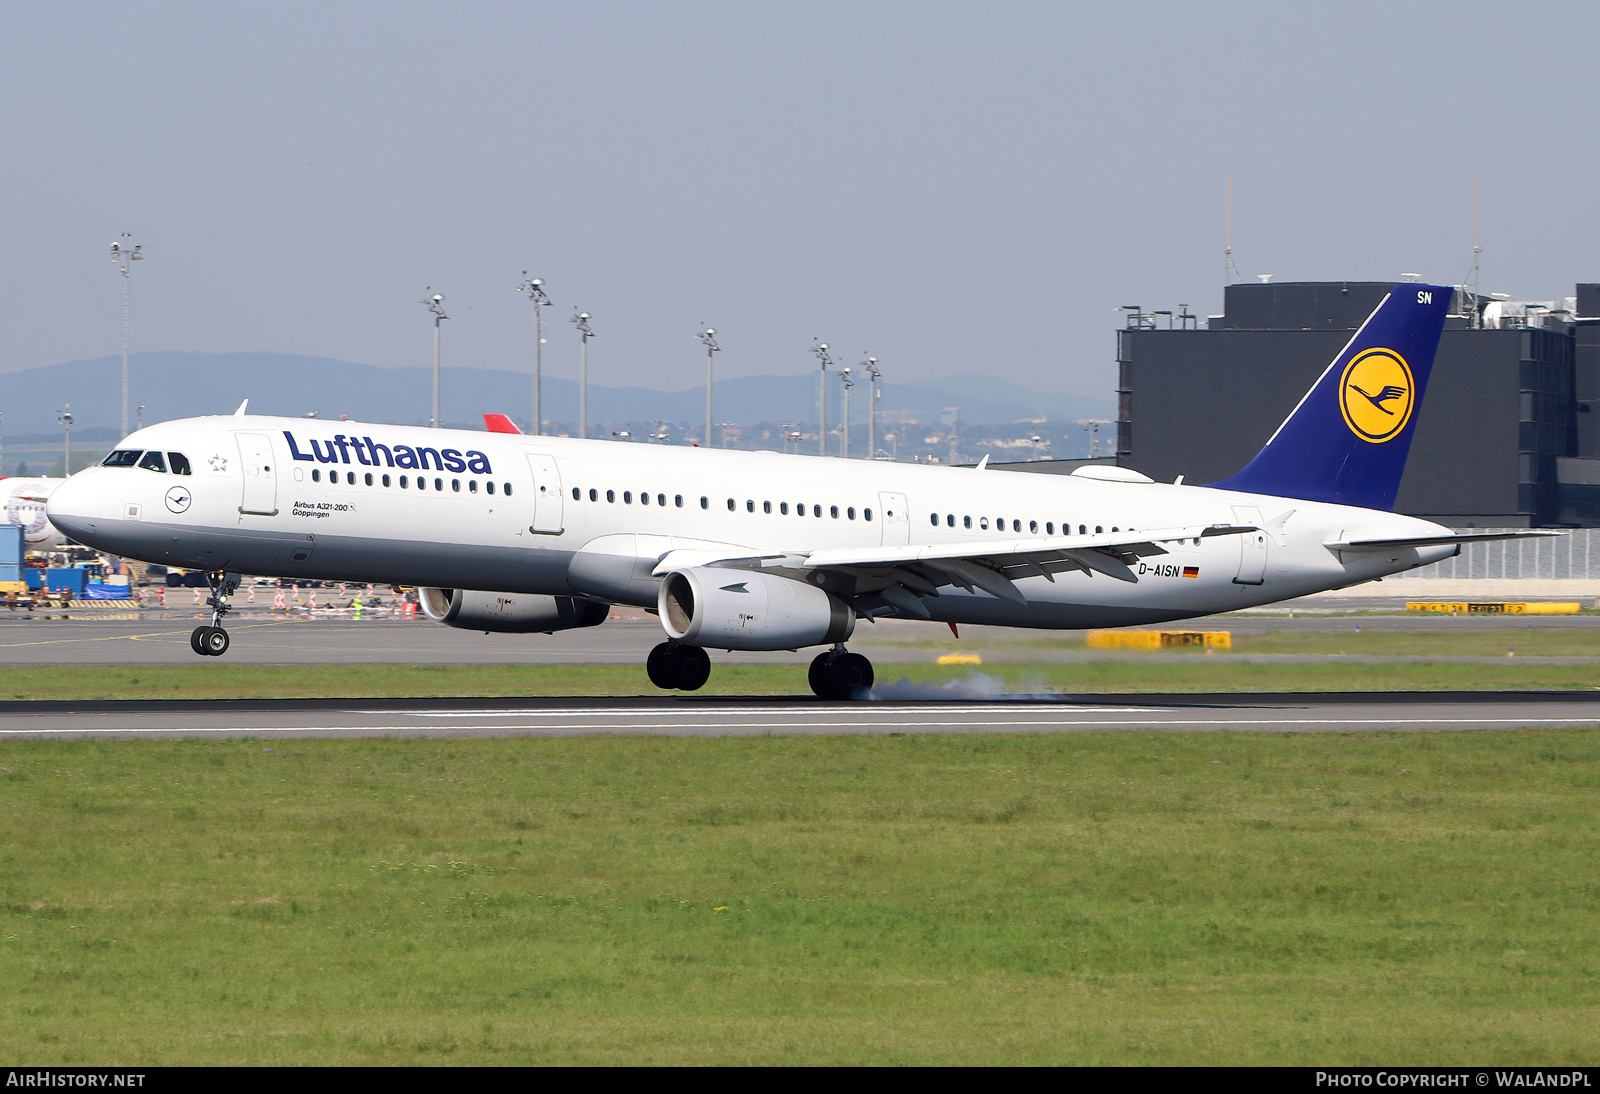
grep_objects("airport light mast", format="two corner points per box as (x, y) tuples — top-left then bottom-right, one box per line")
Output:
(838, 367), (854, 457)
(518, 275), (551, 434)
(56, 406), (72, 476)
(810, 341), (832, 456)
(570, 310), (594, 439)
(861, 356), (881, 458)
(421, 291), (448, 427)
(109, 237), (145, 437)
(698, 326), (720, 446)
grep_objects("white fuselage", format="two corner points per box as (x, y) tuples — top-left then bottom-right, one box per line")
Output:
(45, 414), (1456, 632)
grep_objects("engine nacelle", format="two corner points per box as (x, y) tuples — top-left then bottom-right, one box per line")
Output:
(418, 588), (608, 634)
(658, 567), (853, 651)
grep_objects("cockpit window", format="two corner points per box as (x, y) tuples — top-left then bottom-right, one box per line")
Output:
(168, 452), (192, 476)
(137, 451), (168, 473)
(103, 450), (141, 468)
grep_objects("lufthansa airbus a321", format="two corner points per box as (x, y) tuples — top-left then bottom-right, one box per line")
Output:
(44, 284), (1555, 697)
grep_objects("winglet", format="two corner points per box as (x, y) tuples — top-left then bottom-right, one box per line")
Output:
(234, 399), (249, 417)
(483, 414), (523, 434)
(975, 455), (990, 471)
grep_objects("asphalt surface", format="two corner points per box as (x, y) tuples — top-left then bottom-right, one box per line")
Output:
(0, 691), (1596, 739)
(3, 609), (1600, 665)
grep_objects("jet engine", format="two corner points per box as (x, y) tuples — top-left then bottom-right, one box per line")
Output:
(658, 567), (853, 651)
(418, 587), (608, 634)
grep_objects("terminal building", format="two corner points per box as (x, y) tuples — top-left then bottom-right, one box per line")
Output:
(1113, 280), (1600, 529)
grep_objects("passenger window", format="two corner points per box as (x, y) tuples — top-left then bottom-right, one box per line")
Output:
(168, 453), (192, 475)
(1095, 525), (1103, 533)
(624, 491), (632, 504)
(864, 508), (872, 521)
(1012, 520), (1021, 532)
(504, 484), (513, 496)
(1112, 526), (1119, 532)
(1046, 522), (1054, 534)
(658, 494), (666, 507)
(451, 479), (460, 492)
(763, 501), (771, 514)
(813, 505), (822, 518)
(746, 500), (754, 512)
(312, 469), (321, 482)
(676, 495), (684, 508)
(945, 513), (953, 527)
(469, 480), (477, 493)
(829, 506), (838, 519)
(640, 492), (649, 505)
(1030, 521), (1038, 534)
(727, 499), (735, 511)
(780, 502), (789, 515)
(700, 496), (708, 509)
(434, 478), (443, 491)
(590, 489), (598, 501)
(1080, 524), (1087, 534)
(366, 473), (374, 486)
(138, 451), (167, 473)
(847, 507), (855, 520)
(102, 450), (142, 468)
(399, 475), (408, 488)
(930, 514), (939, 527)
(383, 475), (391, 487)
(963, 516), (972, 529)
(417, 477), (425, 489)
(980, 517), (989, 530)
(607, 490), (615, 503)
(572, 487), (580, 500)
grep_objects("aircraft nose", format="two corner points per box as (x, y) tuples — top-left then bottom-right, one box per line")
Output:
(44, 471), (102, 541)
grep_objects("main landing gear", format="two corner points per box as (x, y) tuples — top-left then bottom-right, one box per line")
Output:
(190, 571), (240, 657)
(809, 646), (875, 701)
(645, 641), (876, 699)
(647, 642), (711, 691)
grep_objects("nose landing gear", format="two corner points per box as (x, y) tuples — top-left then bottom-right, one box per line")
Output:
(190, 571), (240, 657)
(646, 642), (711, 691)
(809, 646), (874, 700)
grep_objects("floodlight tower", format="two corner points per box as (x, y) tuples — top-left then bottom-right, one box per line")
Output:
(570, 310), (594, 439)
(109, 237), (146, 437)
(698, 326), (720, 446)
(838, 367), (854, 457)
(810, 341), (832, 456)
(518, 274), (552, 434)
(421, 291), (448, 427)
(861, 356), (881, 458)
(56, 406), (73, 476)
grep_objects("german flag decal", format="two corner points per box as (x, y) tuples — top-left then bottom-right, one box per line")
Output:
(1182, 566), (1200, 578)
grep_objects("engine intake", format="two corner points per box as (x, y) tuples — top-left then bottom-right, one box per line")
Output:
(418, 588), (608, 634)
(658, 567), (853, 651)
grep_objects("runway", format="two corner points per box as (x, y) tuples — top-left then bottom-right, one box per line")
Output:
(2, 691), (1597, 739)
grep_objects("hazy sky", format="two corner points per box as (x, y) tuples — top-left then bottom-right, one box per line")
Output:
(3, 1), (1597, 401)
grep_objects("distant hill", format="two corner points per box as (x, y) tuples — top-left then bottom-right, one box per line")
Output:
(0, 352), (1112, 436)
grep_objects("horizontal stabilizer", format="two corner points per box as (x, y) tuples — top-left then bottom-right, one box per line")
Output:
(1325, 530), (1565, 553)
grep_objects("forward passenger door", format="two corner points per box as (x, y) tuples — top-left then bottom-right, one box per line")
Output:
(235, 432), (278, 516)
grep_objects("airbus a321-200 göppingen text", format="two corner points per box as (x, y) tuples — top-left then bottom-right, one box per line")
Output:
(44, 284), (1556, 698)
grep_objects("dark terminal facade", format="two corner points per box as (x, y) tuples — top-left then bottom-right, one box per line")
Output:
(1114, 280), (1600, 527)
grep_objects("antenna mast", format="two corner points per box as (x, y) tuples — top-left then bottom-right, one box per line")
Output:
(1459, 174), (1482, 327)
(1224, 177), (1243, 286)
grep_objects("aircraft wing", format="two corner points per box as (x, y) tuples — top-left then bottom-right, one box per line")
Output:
(1324, 530), (1565, 553)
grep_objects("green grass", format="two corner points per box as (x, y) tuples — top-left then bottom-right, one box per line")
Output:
(0, 659), (1596, 701)
(1, 731), (1597, 1064)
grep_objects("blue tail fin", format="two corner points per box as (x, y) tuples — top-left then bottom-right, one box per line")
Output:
(1210, 283), (1452, 510)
